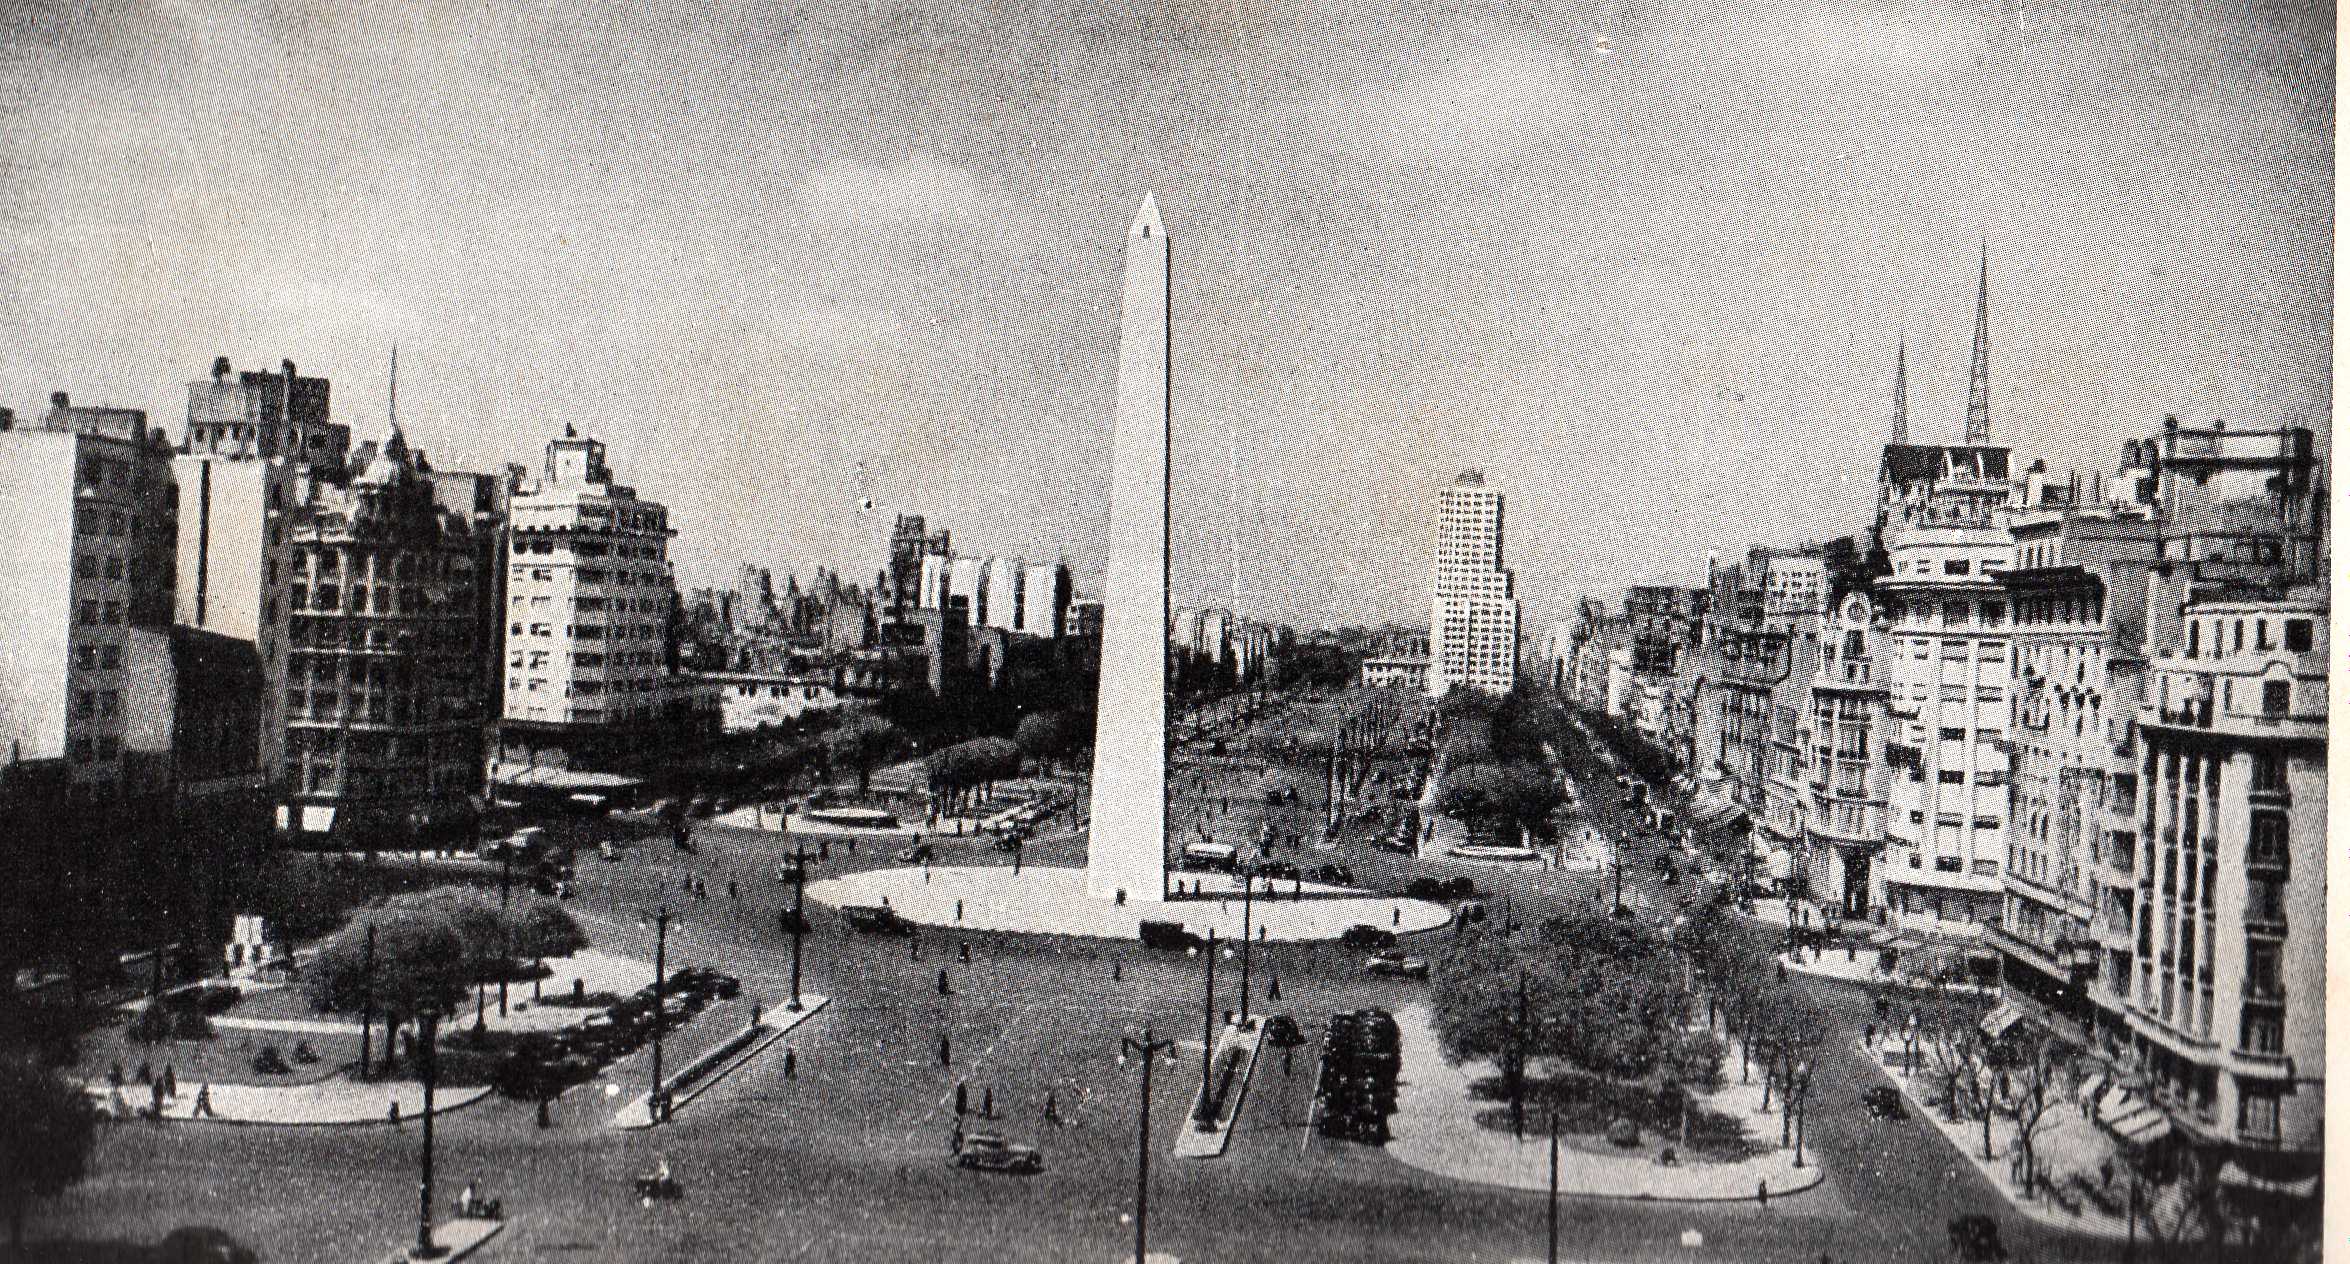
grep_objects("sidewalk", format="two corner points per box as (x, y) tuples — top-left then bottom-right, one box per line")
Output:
(1774, 948), (1999, 998)
(1383, 1004), (1823, 1202)
(1853, 1037), (2133, 1239)
(88, 1075), (493, 1127)
(610, 996), (831, 1129)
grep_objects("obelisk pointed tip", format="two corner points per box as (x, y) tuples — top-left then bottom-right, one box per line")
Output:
(1130, 192), (1164, 238)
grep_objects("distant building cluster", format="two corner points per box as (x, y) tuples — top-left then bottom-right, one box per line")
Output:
(1, 356), (722, 854)
(1554, 257), (2328, 1195)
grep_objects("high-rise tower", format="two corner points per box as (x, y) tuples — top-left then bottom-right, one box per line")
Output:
(1086, 194), (1171, 902)
(1428, 470), (1518, 697)
(1964, 242), (1991, 445)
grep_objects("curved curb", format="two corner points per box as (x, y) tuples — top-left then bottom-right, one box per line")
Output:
(1378, 1137), (1830, 1205)
(93, 1084), (497, 1129)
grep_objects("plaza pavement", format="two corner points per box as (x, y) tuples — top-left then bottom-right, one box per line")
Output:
(89, 1075), (494, 1126)
(1382, 1004), (1824, 1202)
(800, 864), (1454, 942)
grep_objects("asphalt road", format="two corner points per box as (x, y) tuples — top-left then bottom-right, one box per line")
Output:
(35, 694), (2150, 1264)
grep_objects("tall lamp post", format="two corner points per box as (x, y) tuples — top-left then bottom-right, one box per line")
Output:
(413, 1010), (443, 1258)
(641, 907), (671, 1124)
(786, 846), (809, 1010)
(1121, 1029), (1176, 1264)
(1195, 930), (1217, 1122)
(358, 923), (376, 1082)
(1238, 875), (1255, 1025)
(497, 852), (512, 1017)
(1546, 1109), (1561, 1264)
(1791, 1059), (1812, 1167)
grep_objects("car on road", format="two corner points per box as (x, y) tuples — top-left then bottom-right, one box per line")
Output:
(1309, 864), (1356, 886)
(1403, 876), (1478, 901)
(1261, 1015), (1304, 1047)
(1139, 920), (1207, 951)
(1340, 924), (1398, 951)
(1863, 1086), (1905, 1121)
(1364, 952), (1429, 979)
(671, 966), (742, 1001)
(841, 905), (912, 934)
(1255, 861), (1301, 882)
(897, 843), (935, 864)
(955, 1134), (1044, 1174)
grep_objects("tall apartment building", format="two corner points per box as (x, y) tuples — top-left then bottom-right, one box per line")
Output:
(1990, 503), (2161, 1031)
(0, 395), (179, 794)
(499, 430), (703, 769)
(175, 357), (350, 786)
(2125, 581), (2326, 1170)
(1427, 470), (1517, 697)
(1802, 591), (1892, 916)
(278, 427), (491, 843)
(1878, 520), (2016, 943)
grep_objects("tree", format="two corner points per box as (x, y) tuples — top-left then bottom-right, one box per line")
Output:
(1997, 1029), (2072, 1196)
(1014, 711), (1069, 775)
(0, 1055), (98, 1251)
(304, 903), (469, 1046)
(827, 712), (903, 797)
(1656, 1027), (1726, 1145)
(509, 895), (587, 961)
(382, 888), (510, 982)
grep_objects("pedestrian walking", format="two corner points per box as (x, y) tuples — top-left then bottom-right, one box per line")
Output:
(149, 1080), (166, 1120)
(981, 1087), (994, 1118)
(958, 942), (970, 963)
(937, 968), (951, 995)
(950, 1120), (964, 1154)
(938, 1033), (952, 1066)
(1757, 1181), (1769, 1207)
(536, 1098), (552, 1128)
(728, 878), (739, 900)
(107, 1062), (124, 1088)
(955, 1082), (969, 1116)
(1044, 1091), (1058, 1124)
(192, 1083), (215, 1118)
(1864, 1023), (1876, 1049)
(389, 1099), (402, 1126)
(163, 1065), (177, 1099)
(784, 1047), (798, 1079)
(955, 899), (964, 921)
(136, 1060), (152, 1084)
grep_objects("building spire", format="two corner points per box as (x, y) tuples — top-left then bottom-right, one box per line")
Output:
(387, 343), (400, 435)
(1892, 335), (1909, 445)
(1964, 240), (1991, 445)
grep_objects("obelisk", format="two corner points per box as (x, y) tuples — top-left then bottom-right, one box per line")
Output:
(1086, 194), (1171, 902)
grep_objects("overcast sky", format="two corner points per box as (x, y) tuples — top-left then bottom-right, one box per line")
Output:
(0, 0), (2329, 633)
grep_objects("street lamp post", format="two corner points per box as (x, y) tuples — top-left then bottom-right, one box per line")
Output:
(787, 846), (809, 1010)
(1512, 968), (1529, 1141)
(414, 1010), (442, 1258)
(1792, 1059), (1811, 1167)
(359, 923), (376, 1082)
(647, 907), (670, 1124)
(1197, 930), (1217, 1122)
(1121, 1029), (1176, 1264)
(1238, 876), (1254, 1025)
(498, 853), (512, 1017)
(1546, 1109), (1561, 1264)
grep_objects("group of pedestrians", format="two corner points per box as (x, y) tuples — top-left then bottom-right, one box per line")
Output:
(103, 1060), (213, 1121)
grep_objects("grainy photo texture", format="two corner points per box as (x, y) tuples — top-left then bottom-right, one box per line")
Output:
(0, 3), (2331, 1263)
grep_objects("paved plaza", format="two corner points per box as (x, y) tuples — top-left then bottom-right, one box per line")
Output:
(802, 864), (1453, 941)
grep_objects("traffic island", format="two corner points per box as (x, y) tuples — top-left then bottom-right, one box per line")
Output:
(610, 996), (830, 1129)
(374, 1215), (502, 1264)
(1174, 1020), (1266, 1159)
(1381, 1004), (1824, 1202)
(801, 866), (1450, 943)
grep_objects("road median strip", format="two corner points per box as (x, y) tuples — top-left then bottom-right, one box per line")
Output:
(611, 996), (829, 1129)
(1175, 1020), (1266, 1159)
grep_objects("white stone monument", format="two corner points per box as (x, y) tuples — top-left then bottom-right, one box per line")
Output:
(1086, 193), (1171, 902)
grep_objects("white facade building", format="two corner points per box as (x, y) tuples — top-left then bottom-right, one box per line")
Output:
(502, 431), (678, 732)
(1428, 470), (1518, 697)
(1878, 520), (2016, 939)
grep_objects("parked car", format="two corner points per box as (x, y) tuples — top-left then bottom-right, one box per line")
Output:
(955, 1134), (1044, 1174)
(1309, 864), (1356, 886)
(1364, 952), (1430, 980)
(1863, 1086), (1905, 1121)
(1256, 861), (1301, 882)
(1946, 1214), (2007, 1261)
(897, 844), (935, 864)
(1261, 1015), (1305, 1048)
(1340, 925), (1398, 951)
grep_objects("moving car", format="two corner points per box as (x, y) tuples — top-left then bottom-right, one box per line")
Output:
(1139, 920), (1206, 952)
(897, 843), (935, 864)
(1364, 952), (1430, 979)
(1309, 864), (1356, 886)
(841, 905), (912, 935)
(955, 1134), (1044, 1174)
(1340, 925), (1398, 951)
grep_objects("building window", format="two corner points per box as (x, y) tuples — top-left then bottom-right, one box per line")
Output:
(100, 645), (120, 670)
(2239, 1091), (2280, 1141)
(2283, 619), (2313, 652)
(2261, 681), (2290, 717)
(2252, 751), (2285, 793)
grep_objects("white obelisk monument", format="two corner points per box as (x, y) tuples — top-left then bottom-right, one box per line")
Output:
(1086, 194), (1171, 902)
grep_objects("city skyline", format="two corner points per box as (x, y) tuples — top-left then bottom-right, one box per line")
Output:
(0, 0), (2327, 633)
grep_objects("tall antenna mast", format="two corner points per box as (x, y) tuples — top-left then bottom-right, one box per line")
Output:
(1228, 424), (1242, 610)
(388, 343), (398, 428)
